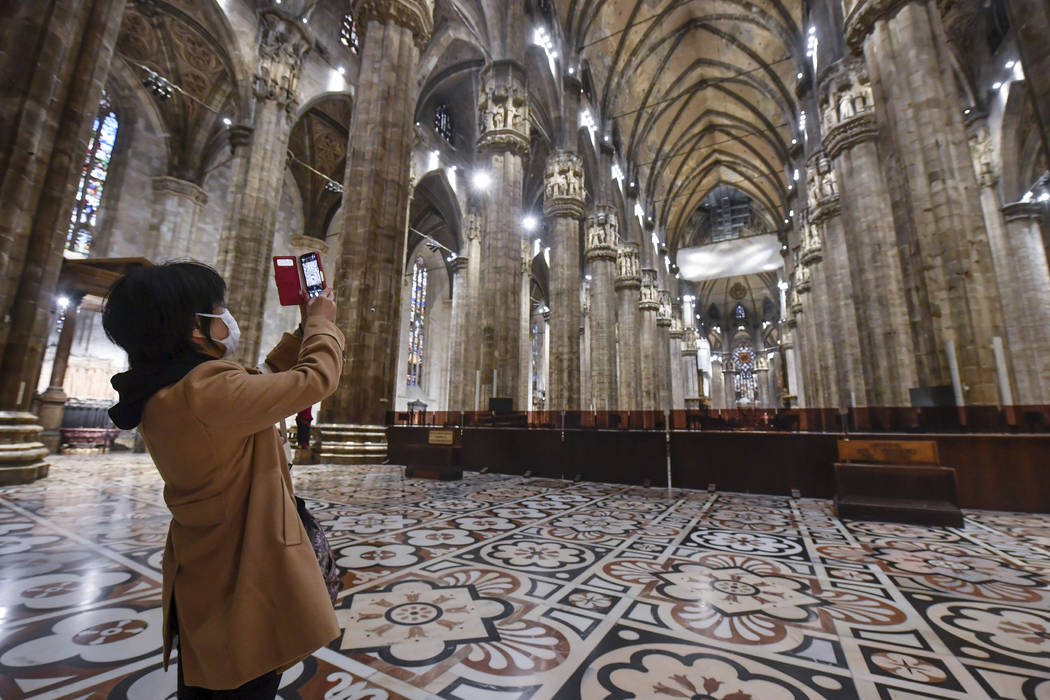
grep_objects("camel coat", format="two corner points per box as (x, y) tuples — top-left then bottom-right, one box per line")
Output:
(139, 316), (344, 689)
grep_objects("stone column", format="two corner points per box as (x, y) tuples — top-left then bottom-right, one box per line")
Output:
(846, 0), (1004, 403)
(216, 9), (311, 364)
(656, 290), (674, 410)
(820, 58), (917, 406)
(37, 294), (84, 452)
(756, 355), (771, 408)
(543, 150), (585, 410)
(585, 205), (618, 410)
(323, 0), (432, 431)
(723, 355), (738, 409)
(472, 61), (530, 407)
(798, 217), (834, 408)
(1000, 203), (1050, 403)
(150, 176), (208, 264)
(0, 0), (127, 484)
(638, 269), (661, 410)
(805, 154), (867, 408)
(445, 254), (470, 408)
(615, 242), (642, 409)
(791, 262), (821, 408)
(669, 316), (685, 409)
(681, 327), (700, 405)
(710, 356), (725, 409)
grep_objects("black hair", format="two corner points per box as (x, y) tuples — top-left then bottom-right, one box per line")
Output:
(103, 261), (227, 364)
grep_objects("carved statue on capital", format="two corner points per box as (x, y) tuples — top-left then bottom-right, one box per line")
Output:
(639, 268), (659, 310)
(253, 10), (312, 118)
(585, 206), (618, 261)
(616, 241), (642, 289)
(352, 0), (434, 48)
(968, 122), (997, 188)
(820, 58), (878, 158)
(544, 151), (585, 219)
(477, 62), (529, 157)
(792, 259), (811, 295)
(801, 221), (823, 265)
(682, 327), (699, 355)
(657, 290), (673, 326)
(669, 315), (684, 338)
(466, 210), (481, 241)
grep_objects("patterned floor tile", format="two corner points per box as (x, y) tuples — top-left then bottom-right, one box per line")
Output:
(0, 453), (1047, 699)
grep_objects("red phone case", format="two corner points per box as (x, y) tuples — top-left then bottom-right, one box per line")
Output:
(273, 256), (304, 306)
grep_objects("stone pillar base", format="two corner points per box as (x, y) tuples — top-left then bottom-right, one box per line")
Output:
(317, 424), (388, 465)
(0, 412), (50, 485)
(37, 389), (67, 454)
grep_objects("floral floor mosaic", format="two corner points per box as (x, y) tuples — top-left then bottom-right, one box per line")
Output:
(1, 454), (1049, 699)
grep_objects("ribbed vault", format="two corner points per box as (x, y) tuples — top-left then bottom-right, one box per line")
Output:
(561, 0), (804, 248)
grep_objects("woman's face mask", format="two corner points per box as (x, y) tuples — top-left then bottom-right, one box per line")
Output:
(197, 309), (241, 358)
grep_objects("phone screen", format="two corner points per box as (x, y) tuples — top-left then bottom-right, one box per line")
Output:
(301, 253), (324, 298)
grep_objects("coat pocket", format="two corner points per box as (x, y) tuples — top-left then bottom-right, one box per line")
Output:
(169, 494), (225, 527)
(282, 491), (303, 546)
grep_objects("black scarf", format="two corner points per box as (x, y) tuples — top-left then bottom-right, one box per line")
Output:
(109, 350), (214, 429)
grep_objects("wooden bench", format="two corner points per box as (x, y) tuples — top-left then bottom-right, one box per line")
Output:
(397, 429), (463, 481)
(834, 439), (963, 526)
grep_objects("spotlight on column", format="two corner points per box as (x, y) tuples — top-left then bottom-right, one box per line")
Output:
(522, 214), (538, 232)
(472, 170), (492, 191)
(222, 117), (232, 127)
(56, 296), (70, 310)
(585, 274), (592, 281)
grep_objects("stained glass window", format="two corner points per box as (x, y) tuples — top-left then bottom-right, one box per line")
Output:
(734, 304), (746, 319)
(733, 343), (758, 404)
(340, 13), (359, 53)
(434, 104), (454, 144)
(66, 91), (118, 259)
(407, 257), (428, 387)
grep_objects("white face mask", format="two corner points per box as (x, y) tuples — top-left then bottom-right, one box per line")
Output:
(197, 308), (241, 358)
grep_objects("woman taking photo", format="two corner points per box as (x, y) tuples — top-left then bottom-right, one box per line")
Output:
(103, 261), (342, 698)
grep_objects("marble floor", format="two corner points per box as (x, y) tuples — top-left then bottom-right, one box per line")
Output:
(1, 455), (1049, 699)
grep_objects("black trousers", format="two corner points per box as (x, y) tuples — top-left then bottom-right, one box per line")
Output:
(176, 655), (280, 699)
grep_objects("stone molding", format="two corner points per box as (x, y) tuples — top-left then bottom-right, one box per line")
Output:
(544, 151), (585, 218)
(585, 205), (618, 261)
(823, 112), (879, 159)
(450, 255), (469, 274)
(844, 0), (915, 50)
(639, 269), (659, 310)
(152, 176), (208, 206)
(477, 61), (529, 157)
(290, 233), (329, 254)
(1002, 201), (1043, 222)
(227, 124), (254, 149)
(353, 0), (434, 48)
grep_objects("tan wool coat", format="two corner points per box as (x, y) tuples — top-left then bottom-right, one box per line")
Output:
(139, 316), (344, 689)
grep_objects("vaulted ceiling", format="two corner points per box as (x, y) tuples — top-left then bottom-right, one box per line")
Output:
(560, 0), (805, 248)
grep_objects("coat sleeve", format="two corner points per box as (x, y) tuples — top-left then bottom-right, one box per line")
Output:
(264, 328), (302, 373)
(187, 317), (345, 436)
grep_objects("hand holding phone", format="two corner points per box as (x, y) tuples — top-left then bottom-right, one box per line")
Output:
(273, 251), (327, 306)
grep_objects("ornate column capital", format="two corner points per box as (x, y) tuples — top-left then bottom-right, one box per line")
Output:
(152, 176), (208, 206)
(226, 124), (254, 149)
(254, 9), (313, 117)
(290, 233), (329, 255)
(585, 205), (618, 261)
(639, 268), (659, 310)
(819, 58), (879, 158)
(805, 153), (840, 221)
(968, 121), (999, 188)
(544, 151), (585, 219)
(615, 241), (642, 290)
(844, 0), (913, 50)
(1002, 201), (1043, 222)
(682, 327), (699, 355)
(352, 0), (434, 48)
(476, 61), (529, 157)
(657, 290), (673, 327)
(669, 316), (684, 339)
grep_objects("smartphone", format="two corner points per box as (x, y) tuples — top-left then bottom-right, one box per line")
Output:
(273, 256), (303, 306)
(300, 251), (326, 299)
